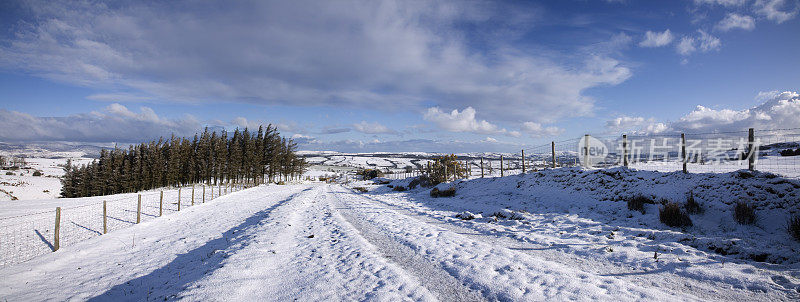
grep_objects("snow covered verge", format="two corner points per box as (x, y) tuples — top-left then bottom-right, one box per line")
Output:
(0, 155), (94, 201)
(361, 167), (800, 297)
(0, 184), (245, 267)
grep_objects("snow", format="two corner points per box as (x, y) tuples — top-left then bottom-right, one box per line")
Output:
(1, 168), (799, 300)
(0, 183), (241, 267)
(0, 155), (94, 201)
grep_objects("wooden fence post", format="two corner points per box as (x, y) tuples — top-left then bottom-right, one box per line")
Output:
(500, 155), (504, 177)
(191, 186), (195, 206)
(103, 201), (107, 234)
(551, 141), (556, 168)
(622, 135), (628, 168)
(521, 149), (525, 174)
(748, 128), (755, 171)
(159, 191), (163, 216)
(178, 188), (181, 211)
(480, 157), (484, 178)
(136, 194), (142, 224)
(681, 133), (687, 173)
(54, 207), (61, 251)
(202, 185), (205, 203)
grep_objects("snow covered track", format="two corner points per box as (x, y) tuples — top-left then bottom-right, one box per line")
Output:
(1, 182), (796, 301)
(0, 184), (437, 301)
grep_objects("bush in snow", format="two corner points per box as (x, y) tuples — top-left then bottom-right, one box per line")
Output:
(5, 172), (13, 175)
(627, 195), (652, 214)
(734, 201), (756, 225)
(455, 211), (477, 220)
(684, 192), (702, 214)
(424, 154), (468, 185)
(659, 202), (693, 227)
(393, 186), (407, 192)
(353, 187), (368, 193)
(409, 175), (432, 189)
(358, 169), (384, 180)
(788, 216), (800, 241)
(430, 186), (456, 198)
(32, 170), (42, 176)
(439, 187), (456, 197)
(492, 209), (524, 220)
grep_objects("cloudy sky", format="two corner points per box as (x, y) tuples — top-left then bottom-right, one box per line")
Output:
(0, 0), (798, 152)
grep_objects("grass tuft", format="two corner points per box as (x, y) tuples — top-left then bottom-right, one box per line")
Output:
(659, 202), (693, 227)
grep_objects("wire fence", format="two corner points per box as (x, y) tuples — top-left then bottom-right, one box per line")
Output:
(380, 127), (800, 180)
(0, 183), (254, 267)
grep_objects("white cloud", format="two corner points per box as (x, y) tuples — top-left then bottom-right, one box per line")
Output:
(297, 138), (522, 153)
(607, 91), (800, 135)
(292, 133), (314, 140)
(352, 121), (396, 134)
(693, 0), (746, 6)
(232, 117), (266, 130)
(697, 30), (722, 52)
(676, 30), (721, 56)
(605, 116), (668, 134)
(676, 37), (697, 56)
(638, 29), (674, 47)
(755, 0), (799, 23)
(715, 13), (756, 31)
(0, 104), (201, 142)
(0, 0), (631, 125)
(520, 122), (563, 137)
(423, 107), (501, 134)
(670, 91), (800, 132)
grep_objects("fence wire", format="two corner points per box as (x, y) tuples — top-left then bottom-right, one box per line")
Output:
(0, 183), (251, 267)
(381, 128), (800, 180)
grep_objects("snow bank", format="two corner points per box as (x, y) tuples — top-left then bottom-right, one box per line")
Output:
(402, 168), (800, 264)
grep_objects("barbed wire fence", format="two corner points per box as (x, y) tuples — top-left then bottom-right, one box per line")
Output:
(0, 183), (255, 267)
(379, 127), (800, 181)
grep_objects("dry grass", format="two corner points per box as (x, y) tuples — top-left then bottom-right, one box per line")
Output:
(684, 192), (702, 214)
(627, 195), (651, 214)
(659, 202), (693, 227)
(734, 201), (756, 225)
(788, 215), (800, 241)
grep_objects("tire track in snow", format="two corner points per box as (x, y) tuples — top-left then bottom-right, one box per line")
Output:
(325, 185), (485, 302)
(179, 184), (437, 301)
(354, 188), (799, 302)
(328, 184), (694, 301)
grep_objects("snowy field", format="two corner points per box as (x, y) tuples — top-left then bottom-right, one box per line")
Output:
(0, 183), (246, 267)
(1, 167), (799, 300)
(0, 154), (94, 201)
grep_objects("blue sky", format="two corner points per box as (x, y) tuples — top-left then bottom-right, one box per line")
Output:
(0, 0), (798, 152)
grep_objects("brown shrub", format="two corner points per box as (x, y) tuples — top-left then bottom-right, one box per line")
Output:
(788, 215), (800, 241)
(627, 195), (651, 214)
(659, 202), (693, 227)
(430, 186), (456, 198)
(684, 192), (702, 214)
(734, 201), (756, 225)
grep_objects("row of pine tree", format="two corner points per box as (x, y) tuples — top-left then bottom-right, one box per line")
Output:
(60, 125), (306, 198)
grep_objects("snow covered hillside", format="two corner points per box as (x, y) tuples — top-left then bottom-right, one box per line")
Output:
(1, 168), (799, 300)
(0, 144), (95, 201)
